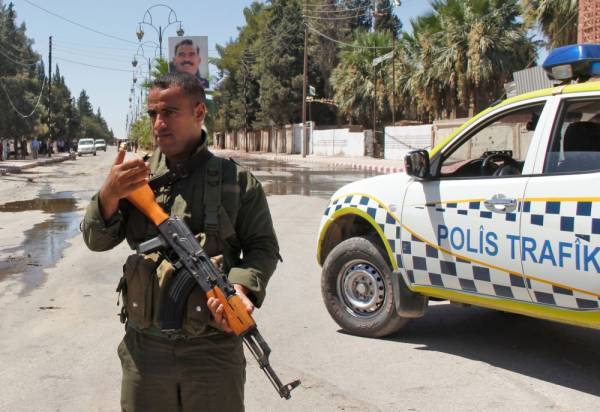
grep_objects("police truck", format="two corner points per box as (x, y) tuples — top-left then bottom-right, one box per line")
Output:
(317, 44), (600, 337)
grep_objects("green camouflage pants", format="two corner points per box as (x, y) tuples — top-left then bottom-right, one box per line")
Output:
(118, 327), (246, 412)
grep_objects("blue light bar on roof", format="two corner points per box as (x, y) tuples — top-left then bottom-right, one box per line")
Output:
(542, 44), (600, 81)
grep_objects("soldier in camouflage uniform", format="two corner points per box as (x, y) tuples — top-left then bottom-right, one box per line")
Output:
(81, 72), (279, 411)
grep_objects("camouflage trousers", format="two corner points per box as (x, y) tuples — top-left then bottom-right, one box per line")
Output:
(118, 327), (246, 412)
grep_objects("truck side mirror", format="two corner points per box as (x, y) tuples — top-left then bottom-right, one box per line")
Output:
(404, 149), (430, 179)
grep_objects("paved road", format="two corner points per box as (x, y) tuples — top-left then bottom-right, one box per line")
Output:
(0, 148), (599, 411)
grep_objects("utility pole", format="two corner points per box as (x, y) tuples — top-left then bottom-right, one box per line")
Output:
(242, 50), (249, 153)
(373, 65), (377, 157)
(392, 34), (396, 125)
(301, 0), (308, 158)
(48, 36), (53, 156)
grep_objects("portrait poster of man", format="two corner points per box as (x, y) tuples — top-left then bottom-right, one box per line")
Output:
(168, 36), (209, 89)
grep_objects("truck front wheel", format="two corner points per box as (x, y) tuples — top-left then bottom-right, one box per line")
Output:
(321, 236), (408, 337)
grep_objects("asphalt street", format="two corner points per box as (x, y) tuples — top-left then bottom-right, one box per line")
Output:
(0, 147), (599, 411)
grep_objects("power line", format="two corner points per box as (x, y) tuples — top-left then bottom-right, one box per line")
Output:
(0, 76), (47, 118)
(22, 0), (138, 45)
(0, 43), (41, 66)
(302, 2), (393, 13)
(53, 44), (135, 59)
(303, 9), (373, 20)
(0, 39), (39, 59)
(53, 52), (138, 67)
(53, 56), (141, 73)
(303, 3), (370, 11)
(51, 38), (140, 51)
(306, 23), (393, 49)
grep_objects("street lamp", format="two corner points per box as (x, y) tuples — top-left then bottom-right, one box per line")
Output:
(135, 4), (184, 60)
(132, 41), (160, 75)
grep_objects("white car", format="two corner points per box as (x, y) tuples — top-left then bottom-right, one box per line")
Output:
(94, 139), (107, 152)
(77, 138), (96, 156)
(317, 44), (600, 337)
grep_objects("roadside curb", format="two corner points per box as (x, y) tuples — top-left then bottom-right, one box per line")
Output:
(212, 150), (404, 174)
(0, 153), (76, 173)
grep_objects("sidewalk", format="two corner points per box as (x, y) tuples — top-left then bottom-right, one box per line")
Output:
(212, 149), (405, 174)
(0, 152), (76, 174)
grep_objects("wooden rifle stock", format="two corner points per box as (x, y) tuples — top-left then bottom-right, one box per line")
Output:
(127, 184), (169, 226)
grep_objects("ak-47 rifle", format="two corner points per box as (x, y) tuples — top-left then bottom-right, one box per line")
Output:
(127, 184), (300, 399)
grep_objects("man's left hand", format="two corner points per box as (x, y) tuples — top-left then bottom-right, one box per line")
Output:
(207, 284), (255, 333)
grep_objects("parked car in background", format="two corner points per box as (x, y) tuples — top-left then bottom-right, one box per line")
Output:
(94, 139), (107, 152)
(77, 138), (96, 156)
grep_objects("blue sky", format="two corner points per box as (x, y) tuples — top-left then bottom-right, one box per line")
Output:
(10, 0), (433, 138)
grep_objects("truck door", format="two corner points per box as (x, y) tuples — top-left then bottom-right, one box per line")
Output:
(400, 102), (548, 303)
(520, 96), (600, 309)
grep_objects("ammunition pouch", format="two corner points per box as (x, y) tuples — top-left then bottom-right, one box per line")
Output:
(117, 240), (226, 336)
(118, 252), (161, 329)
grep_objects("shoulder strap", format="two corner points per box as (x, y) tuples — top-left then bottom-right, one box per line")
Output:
(203, 155), (222, 237)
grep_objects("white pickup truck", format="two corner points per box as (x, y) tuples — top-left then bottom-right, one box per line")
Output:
(317, 44), (600, 337)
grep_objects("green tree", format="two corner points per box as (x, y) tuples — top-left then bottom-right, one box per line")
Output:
(522, 0), (578, 49)
(0, 1), (44, 146)
(129, 115), (153, 150)
(254, 0), (305, 126)
(394, 0), (534, 120)
(373, 0), (402, 38)
(341, 0), (373, 32)
(304, 0), (360, 125)
(331, 31), (394, 126)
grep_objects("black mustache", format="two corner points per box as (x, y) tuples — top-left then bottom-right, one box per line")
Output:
(181, 61), (194, 66)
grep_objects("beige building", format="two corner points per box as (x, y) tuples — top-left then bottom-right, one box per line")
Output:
(579, 0), (600, 43)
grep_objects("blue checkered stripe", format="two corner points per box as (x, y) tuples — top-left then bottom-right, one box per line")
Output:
(400, 234), (532, 302)
(520, 200), (600, 240)
(426, 201), (518, 222)
(526, 278), (600, 309)
(521, 199), (600, 309)
(324, 194), (403, 268)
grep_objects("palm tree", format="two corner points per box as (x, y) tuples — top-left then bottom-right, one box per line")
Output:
(394, 0), (534, 119)
(331, 31), (394, 126)
(394, 14), (447, 122)
(522, 0), (578, 49)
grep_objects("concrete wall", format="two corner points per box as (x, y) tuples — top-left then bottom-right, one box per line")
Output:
(432, 118), (469, 147)
(311, 128), (365, 157)
(384, 125), (432, 160)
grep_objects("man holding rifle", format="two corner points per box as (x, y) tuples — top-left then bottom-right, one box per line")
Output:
(81, 72), (280, 411)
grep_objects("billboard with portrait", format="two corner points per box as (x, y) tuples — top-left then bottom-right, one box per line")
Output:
(168, 36), (209, 89)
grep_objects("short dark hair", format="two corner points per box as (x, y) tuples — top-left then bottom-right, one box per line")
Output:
(174, 38), (200, 55)
(151, 72), (206, 105)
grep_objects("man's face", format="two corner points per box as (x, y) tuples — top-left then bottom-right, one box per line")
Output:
(147, 85), (205, 160)
(173, 44), (201, 76)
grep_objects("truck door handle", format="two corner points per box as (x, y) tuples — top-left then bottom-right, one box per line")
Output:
(484, 196), (517, 212)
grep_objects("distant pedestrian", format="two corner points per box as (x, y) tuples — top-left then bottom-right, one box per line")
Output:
(2, 139), (8, 161)
(8, 140), (15, 160)
(47, 138), (53, 157)
(31, 137), (40, 159)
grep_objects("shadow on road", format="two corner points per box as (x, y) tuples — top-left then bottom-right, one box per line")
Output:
(344, 303), (600, 396)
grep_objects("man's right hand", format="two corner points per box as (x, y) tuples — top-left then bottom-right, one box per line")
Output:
(98, 148), (150, 222)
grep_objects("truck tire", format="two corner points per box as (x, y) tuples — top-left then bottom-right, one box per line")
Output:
(322, 236), (408, 337)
